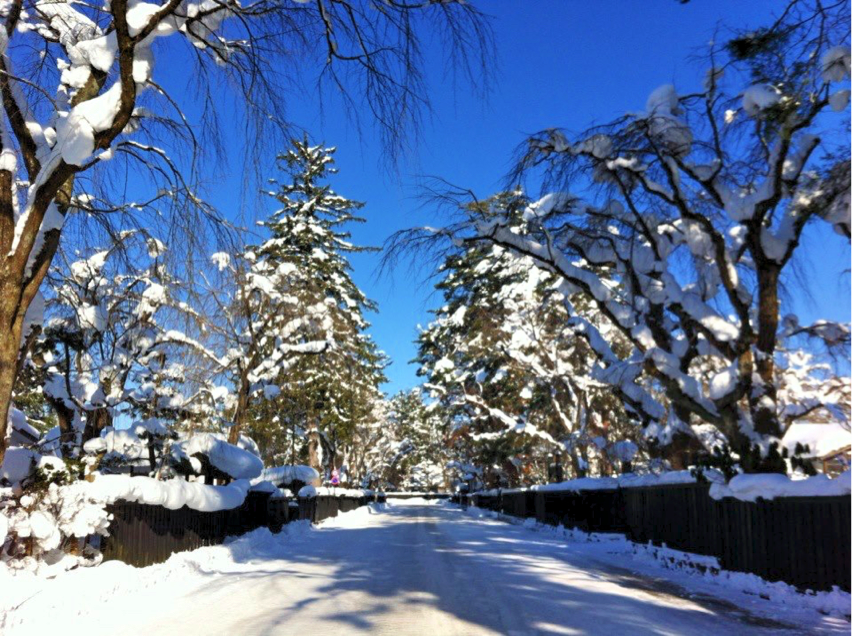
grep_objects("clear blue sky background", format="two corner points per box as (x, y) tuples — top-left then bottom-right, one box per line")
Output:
(173, 0), (851, 395)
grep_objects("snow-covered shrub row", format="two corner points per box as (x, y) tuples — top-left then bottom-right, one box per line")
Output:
(260, 465), (320, 487)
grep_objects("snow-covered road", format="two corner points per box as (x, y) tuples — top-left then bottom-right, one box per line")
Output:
(2, 500), (848, 635)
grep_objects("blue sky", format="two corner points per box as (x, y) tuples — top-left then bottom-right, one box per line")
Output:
(182, 0), (851, 395)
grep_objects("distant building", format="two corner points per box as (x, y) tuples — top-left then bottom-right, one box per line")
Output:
(782, 421), (851, 477)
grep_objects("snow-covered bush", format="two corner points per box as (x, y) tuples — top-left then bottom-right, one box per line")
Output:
(170, 433), (263, 484)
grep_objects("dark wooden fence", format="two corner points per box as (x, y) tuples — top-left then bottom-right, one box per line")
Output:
(103, 491), (380, 567)
(460, 483), (850, 593)
(296, 493), (379, 523)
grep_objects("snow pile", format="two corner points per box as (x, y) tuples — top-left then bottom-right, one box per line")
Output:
(314, 487), (368, 497)
(617, 469), (724, 488)
(297, 485), (317, 498)
(294, 485), (368, 498)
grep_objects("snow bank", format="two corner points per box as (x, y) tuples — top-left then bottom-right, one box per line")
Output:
(78, 474), (251, 511)
(709, 470), (851, 502)
(470, 507), (851, 630)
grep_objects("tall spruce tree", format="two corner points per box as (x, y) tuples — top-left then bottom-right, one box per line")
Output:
(247, 139), (386, 473)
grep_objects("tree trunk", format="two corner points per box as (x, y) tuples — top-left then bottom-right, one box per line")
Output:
(228, 375), (250, 445)
(0, 314), (23, 466)
(83, 407), (112, 444)
(752, 264), (782, 439)
(307, 418), (321, 472)
(665, 431), (701, 470)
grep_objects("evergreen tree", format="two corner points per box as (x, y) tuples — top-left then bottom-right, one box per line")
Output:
(246, 139), (386, 474)
(416, 191), (641, 486)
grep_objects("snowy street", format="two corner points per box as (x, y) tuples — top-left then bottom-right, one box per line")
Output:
(2, 500), (847, 636)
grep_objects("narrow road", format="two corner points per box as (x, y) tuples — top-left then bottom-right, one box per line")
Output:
(137, 501), (792, 635)
(1, 501), (830, 635)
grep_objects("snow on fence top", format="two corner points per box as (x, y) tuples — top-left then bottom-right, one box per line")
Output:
(248, 480), (292, 499)
(474, 469), (851, 501)
(260, 465), (319, 486)
(296, 485), (369, 498)
(708, 471), (851, 502)
(488, 470), (712, 495)
(79, 474), (251, 512)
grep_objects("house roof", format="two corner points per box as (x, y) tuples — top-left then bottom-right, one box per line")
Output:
(782, 421), (852, 459)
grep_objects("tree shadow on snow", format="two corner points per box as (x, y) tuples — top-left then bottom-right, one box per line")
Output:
(191, 504), (805, 636)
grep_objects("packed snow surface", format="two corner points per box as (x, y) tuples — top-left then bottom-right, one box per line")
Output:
(1, 501), (847, 635)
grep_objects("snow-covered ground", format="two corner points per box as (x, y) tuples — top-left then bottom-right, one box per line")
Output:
(1, 500), (848, 636)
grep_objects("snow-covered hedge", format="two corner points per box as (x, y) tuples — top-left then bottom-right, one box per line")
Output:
(1, 471), (256, 575)
(180, 434), (263, 481)
(80, 474), (252, 511)
(261, 465), (319, 487)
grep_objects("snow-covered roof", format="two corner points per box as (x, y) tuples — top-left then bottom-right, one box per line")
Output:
(782, 421), (851, 459)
